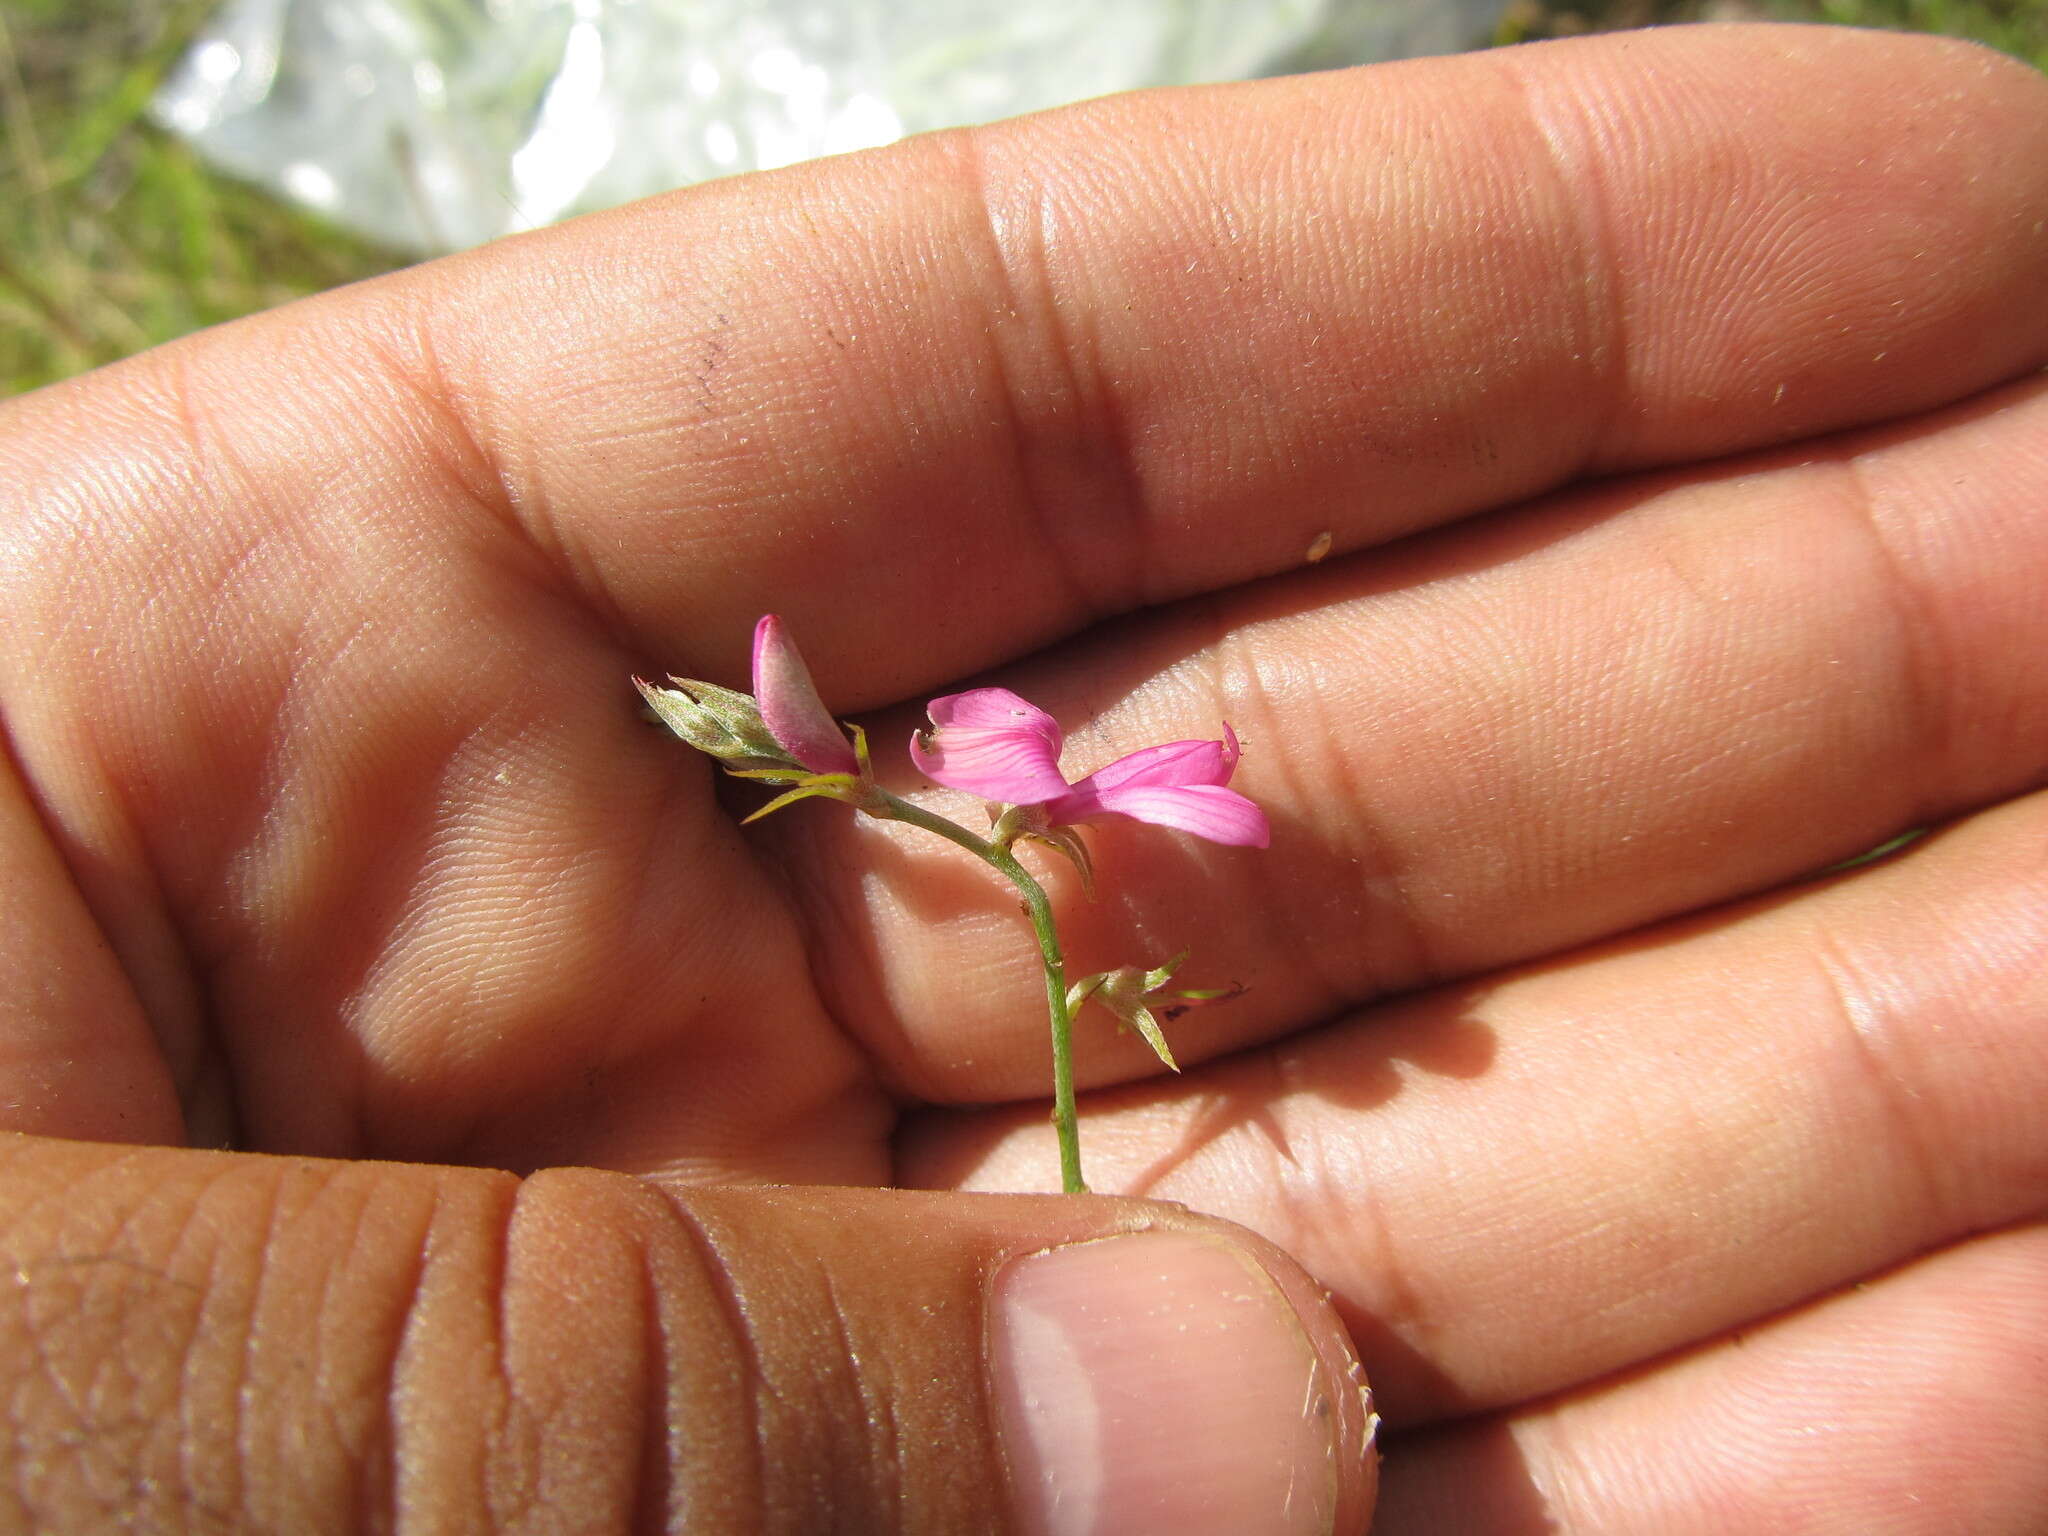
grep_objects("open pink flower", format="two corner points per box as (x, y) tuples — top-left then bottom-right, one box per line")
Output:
(752, 614), (858, 775)
(910, 688), (1269, 848)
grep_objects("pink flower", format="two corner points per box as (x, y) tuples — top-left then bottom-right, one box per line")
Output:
(752, 614), (858, 775)
(910, 688), (1269, 848)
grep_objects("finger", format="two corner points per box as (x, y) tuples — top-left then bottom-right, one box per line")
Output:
(419, 26), (2048, 695)
(0, 1134), (1376, 1536)
(904, 785), (2048, 1429)
(1373, 1225), (2048, 1535)
(782, 370), (2048, 1099)
(7, 30), (2043, 705)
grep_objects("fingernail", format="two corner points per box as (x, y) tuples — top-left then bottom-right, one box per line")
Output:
(992, 1229), (1358, 1536)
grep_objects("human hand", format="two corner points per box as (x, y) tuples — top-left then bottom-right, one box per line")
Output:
(3, 22), (2045, 1533)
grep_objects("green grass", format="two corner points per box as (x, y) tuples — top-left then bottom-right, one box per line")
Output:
(1800, 0), (2047, 62)
(2, 0), (2042, 396)
(1500, 0), (2047, 56)
(0, 0), (405, 393)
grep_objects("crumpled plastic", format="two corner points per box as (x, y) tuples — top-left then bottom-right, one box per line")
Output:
(155, 0), (1506, 255)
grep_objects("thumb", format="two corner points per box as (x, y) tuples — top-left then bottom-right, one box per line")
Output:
(0, 1135), (1377, 1534)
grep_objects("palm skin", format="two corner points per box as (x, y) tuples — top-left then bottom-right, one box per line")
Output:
(2, 24), (2046, 1532)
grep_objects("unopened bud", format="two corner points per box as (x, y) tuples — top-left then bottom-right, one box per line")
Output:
(634, 675), (805, 777)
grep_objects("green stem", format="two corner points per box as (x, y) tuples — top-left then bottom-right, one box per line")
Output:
(875, 790), (1087, 1193)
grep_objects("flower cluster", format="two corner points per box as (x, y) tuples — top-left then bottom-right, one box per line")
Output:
(636, 614), (1264, 1192)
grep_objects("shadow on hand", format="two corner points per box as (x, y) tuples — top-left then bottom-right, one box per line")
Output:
(1373, 1415), (1562, 1535)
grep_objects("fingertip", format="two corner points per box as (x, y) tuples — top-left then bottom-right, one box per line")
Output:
(992, 1218), (1378, 1536)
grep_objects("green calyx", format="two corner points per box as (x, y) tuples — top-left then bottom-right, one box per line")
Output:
(634, 675), (794, 772)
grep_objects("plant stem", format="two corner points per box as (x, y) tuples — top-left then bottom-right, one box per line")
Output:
(875, 790), (1087, 1193)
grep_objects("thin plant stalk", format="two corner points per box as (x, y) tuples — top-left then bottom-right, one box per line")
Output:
(876, 789), (1087, 1193)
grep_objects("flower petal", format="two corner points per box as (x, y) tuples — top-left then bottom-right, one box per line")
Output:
(1074, 734), (1235, 793)
(924, 688), (1066, 747)
(910, 687), (1072, 803)
(1069, 782), (1271, 847)
(751, 614), (858, 774)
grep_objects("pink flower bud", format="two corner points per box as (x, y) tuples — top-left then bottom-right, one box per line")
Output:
(752, 614), (859, 776)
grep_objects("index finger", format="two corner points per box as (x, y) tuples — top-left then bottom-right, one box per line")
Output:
(10, 28), (2042, 706)
(410, 24), (2048, 694)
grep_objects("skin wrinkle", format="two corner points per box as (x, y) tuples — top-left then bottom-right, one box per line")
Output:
(818, 1265), (901, 1525)
(240, 700), (448, 1158)
(1831, 445), (1959, 816)
(309, 700), (595, 1163)
(384, 1177), (445, 1535)
(12, 1260), (94, 1476)
(631, 1239), (673, 1536)
(1286, 641), (1442, 1002)
(1358, 603), (1505, 977)
(231, 1167), (307, 1524)
(1495, 48), (1629, 482)
(225, 594), (383, 1132)
(1021, 151), (1155, 617)
(470, 462), (651, 683)
(1506, 1398), (1589, 1532)
(1250, 1051), (1345, 1261)
(648, 1190), (769, 1532)
(317, 1176), (404, 1536)
(476, 1176), (524, 1530)
(940, 127), (1145, 629)
(227, 1159), (296, 1525)
(485, 1177), (544, 1535)
(1299, 1113), (1450, 1424)
(351, 312), (652, 683)
(753, 1061), (896, 1193)
(167, 1228), (220, 1528)
(51, 445), (247, 1147)
(725, 784), (909, 1143)
(237, 575), (870, 1174)
(1423, 809), (2039, 1409)
(622, 842), (886, 1182)
(1804, 922), (1951, 1252)
(1208, 623), (1394, 1016)
(1066, 599), (1395, 1040)
(939, 129), (1074, 623)
(0, 722), (175, 1140)
(369, 304), (528, 541)
(77, 1216), (190, 1496)
(398, 259), (698, 680)
(757, 777), (1004, 1110)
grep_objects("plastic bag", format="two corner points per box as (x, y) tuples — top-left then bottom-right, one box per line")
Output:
(156, 0), (1506, 255)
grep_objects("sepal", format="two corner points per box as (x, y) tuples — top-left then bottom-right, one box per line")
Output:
(634, 675), (800, 775)
(989, 802), (1096, 897)
(1066, 951), (1242, 1074)
(740, 772), (867, 824)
